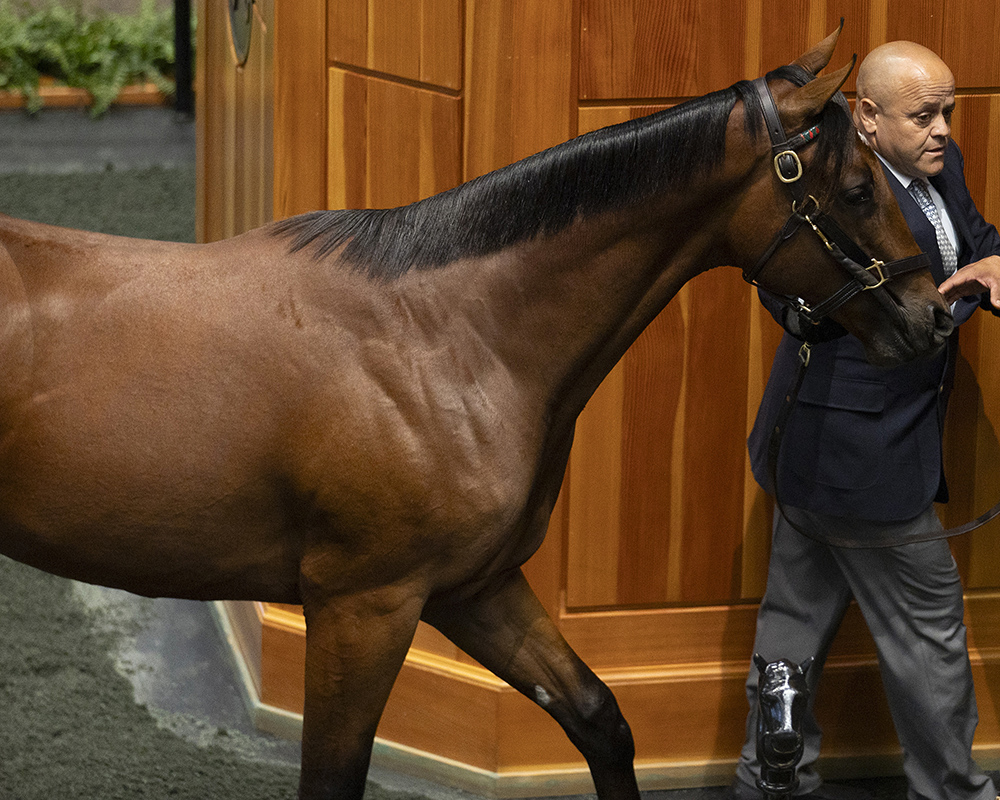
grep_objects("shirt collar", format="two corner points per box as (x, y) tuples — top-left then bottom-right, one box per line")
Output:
(873, 151), (923, 189)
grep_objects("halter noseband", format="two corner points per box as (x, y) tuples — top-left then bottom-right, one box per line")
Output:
(742, 76), (931, 323)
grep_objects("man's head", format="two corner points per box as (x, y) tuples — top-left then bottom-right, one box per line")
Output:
(854, 41), (956, 180)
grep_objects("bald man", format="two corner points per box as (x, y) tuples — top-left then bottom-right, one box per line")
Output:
(729, 43), (1000, 800)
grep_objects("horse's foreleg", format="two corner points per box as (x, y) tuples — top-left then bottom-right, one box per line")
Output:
(298, 585), (425, 800)
(422, 568), (640, 800)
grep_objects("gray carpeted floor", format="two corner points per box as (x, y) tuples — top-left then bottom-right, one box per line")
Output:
(0, 556), (302, 799)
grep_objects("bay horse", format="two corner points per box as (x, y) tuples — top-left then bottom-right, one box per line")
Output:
(754, 655), (813, 800)
(0, 27), (951, 800)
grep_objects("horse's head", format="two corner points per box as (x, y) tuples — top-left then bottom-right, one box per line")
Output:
(753, 653), (812, 777)
(726, 24), (953, 367)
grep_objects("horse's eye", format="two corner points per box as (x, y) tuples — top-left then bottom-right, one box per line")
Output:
(843, 185), (873, 206)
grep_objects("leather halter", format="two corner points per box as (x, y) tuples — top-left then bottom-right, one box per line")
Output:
(742, 77), (932, 323)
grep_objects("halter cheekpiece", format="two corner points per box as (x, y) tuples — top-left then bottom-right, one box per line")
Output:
(742, 76), (932, 323)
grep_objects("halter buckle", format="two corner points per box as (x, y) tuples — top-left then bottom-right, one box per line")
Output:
(773, 150), (803, 183)
(863, 259), (888, 290)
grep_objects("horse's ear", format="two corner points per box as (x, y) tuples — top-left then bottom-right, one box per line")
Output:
(753, 653), (769, 672)
(792, 19), (845, 76)
(799, 656), (814, 676)
(779, 54), (856, 130)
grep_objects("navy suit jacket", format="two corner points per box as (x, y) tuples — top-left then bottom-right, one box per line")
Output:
(748, 142), (1000, 523)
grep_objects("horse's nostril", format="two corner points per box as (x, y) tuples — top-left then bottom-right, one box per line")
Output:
(933, 303), (955, 340)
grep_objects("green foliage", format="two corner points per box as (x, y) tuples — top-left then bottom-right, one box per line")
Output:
(0, 0), (190, 116)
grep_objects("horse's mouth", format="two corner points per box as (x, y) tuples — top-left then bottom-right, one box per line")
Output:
(863, 299), (953, 367)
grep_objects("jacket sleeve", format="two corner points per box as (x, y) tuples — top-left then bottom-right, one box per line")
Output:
(945, 145), (1000, 317)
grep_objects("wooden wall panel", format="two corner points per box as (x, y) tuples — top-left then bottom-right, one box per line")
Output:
(464, 0), (576, 179)
(579, 0), (749, 98)
(273, 0), (326, 220)
(569, 106), (765, 607)
(567, 361), (624, 607)
(963, 92), (1000, 588)
(755, 0), (828, 73)
(194, 0), (224, 243)
(567, 270), (762, 607)
(943, 6), (1000, 88)
(578, 104), (670, 131)
(936, 95), (1000, 589)
(327, 69), (462, 210)
(577, 0), (958, 98)
(563, 0), (1000, 779)
(571, 0), (1000, 609)
(196, 0), (274, 243)
(329, 0), (463, 90)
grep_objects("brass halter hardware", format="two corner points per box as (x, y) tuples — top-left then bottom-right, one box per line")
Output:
(794, 196), (891, 291)
(793, 196), (833, 251)
(773, 150), (804, 183)
(863, 260), (889, 290)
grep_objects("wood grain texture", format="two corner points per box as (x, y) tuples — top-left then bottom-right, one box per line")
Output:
(580, 0), (749, 99)
(230, 596), (1000, 788)
(274, 0), (326, 220)
(329, 0), (463, 90)
(464, 0), (575, 179)
(943, 4), (1000, 88)
(572, 107), (761, 606)
(195, 0), (274, 242)
(327, 68), (462, 210)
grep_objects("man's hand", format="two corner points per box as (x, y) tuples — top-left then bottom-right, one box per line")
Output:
(939, 256), (1000, 308)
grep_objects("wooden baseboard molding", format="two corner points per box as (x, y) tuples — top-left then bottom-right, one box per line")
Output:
(214, 599), (1000, 796)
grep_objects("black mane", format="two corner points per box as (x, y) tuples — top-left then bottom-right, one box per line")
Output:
(272, 65), (853, 281)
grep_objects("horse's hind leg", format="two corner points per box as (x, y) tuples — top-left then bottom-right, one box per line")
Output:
(298, 586), (425, 800)
(422, 568), (640, 800)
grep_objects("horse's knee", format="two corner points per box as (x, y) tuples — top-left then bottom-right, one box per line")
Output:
(562, 679), (635, 766)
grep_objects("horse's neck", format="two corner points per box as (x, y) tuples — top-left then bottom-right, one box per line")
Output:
(446, 191), (729, 419)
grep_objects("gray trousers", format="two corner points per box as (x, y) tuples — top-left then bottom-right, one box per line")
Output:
(734, 505), (995, 800)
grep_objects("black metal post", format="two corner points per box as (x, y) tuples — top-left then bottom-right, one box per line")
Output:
(174, 0), (193, 115)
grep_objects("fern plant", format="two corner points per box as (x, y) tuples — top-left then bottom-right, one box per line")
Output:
(0, 0), (188, 116)
(0, 2), (43, 112)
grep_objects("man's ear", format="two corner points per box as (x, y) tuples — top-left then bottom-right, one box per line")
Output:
(856, 97), (879, 135)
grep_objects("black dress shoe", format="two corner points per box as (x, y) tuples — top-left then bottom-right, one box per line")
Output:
(728, 777), (874, 800)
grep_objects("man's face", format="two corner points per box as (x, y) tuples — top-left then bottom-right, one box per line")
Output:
(861, 63), (956, 180)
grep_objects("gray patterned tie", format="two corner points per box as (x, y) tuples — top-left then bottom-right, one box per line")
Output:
(908, 179), (957, 276)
